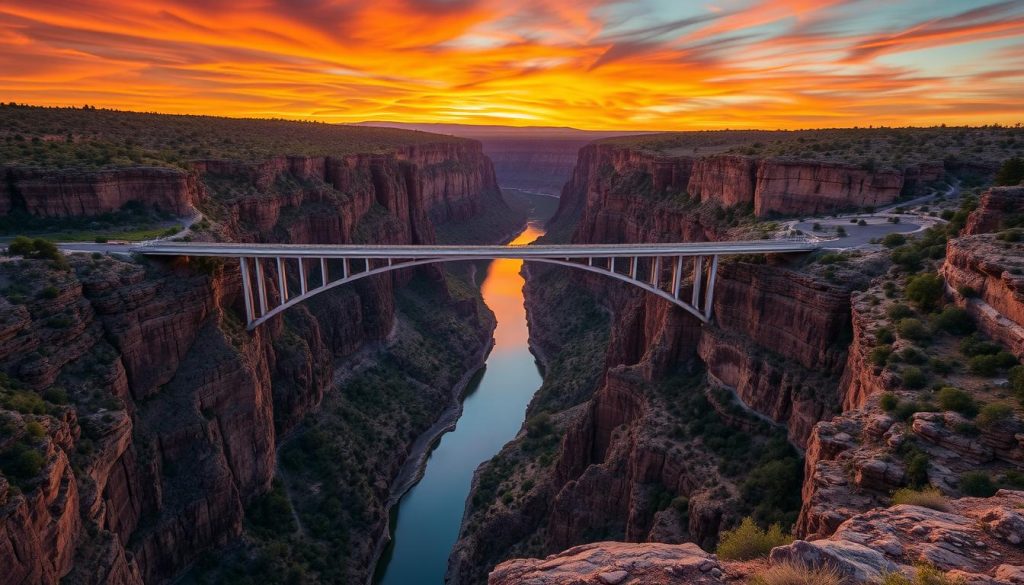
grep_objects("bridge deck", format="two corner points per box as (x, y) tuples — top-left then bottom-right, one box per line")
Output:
(132, 239), (819, 258)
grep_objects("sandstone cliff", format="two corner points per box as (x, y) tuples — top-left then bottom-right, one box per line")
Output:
(0, 138), (505, 584)
(554, 142), (942, 222)
(450, 144), (886, 584)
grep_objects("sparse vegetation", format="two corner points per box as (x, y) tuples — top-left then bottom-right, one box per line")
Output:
(891, 487), (949, 511)
(959, 471), (997, 497)
(716, 517), (793, 561)
(749, 562), (842, 585)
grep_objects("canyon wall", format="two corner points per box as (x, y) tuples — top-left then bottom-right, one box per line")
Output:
(555, 143), (947, 222)
(0, 140), (504, 584)
(452, 143), (881, 584)
(0, 141), (496, 225)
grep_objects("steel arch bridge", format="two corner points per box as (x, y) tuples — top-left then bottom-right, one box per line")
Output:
(133, 240), (819, 330)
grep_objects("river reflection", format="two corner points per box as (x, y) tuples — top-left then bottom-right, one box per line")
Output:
(374, 222), (545, 585)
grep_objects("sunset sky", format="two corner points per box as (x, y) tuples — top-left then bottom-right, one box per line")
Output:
(1, 0), (1022, 130)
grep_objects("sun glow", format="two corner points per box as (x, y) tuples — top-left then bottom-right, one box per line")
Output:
(0, 1), (1021, 129)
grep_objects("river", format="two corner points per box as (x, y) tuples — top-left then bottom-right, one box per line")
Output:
(373, 221), (546, 585)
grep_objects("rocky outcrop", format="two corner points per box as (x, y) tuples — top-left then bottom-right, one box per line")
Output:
(488, 542), (728, 585)
(780, 490), (1024, 584)
(962, 186), (1024, 235)
(1, 166), (200, 218)
(491, 491), (1024, 585)
(942, 235), (1024, 358)
(753, 160), (903, 217)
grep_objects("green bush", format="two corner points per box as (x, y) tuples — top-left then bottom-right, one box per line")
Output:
(905, 273), (944, 312)
(901, 367), (928, 389)
(882, 233), (907, 248)
(897, 318), (928, 341)
(6, 236), (69, 270)
(879, 392), (899, 411)
(956, 285), (978, 298)
(995, 156), (1024, 186)
(716, 517), (793, 561)
(932, 306), (974, 335)
(25, 421), (45, 438)
(875, 327), (895, 344)
(975, 403), (1013, 430)
(887, 303), (914, 320)
(898, 347), (927, 365)
(959, 334), (1002, 357)
(905, 453), (930, 488)
(937, 387), (978, 417)
(969, 352), (1017, 376)
(959, 471), (997, 497)
(1011, 365), (1024, 403)
(870, 345), (893, 367)
(0, 442), (45, 482)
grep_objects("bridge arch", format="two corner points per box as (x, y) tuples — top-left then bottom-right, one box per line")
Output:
(132, 240), (818, 330)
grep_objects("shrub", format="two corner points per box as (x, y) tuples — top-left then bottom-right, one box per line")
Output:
(906, 453), (930, 488)
(812, 222), (822, 231)
(899, 347), (927, 365)
(901, 367), (928, 389)
(891, 487), (949, 511)
(38, 286), (60, 299)
(6, 237), (68, 269)
(836, 226), (847, 237)
(894, 400), (925, 421)
(975, 403), (1013, 430)
(0, 442), (45, 481)
(881, 566), (964, 585)
(750, 562), (842, 585)
(875, 327), (895, 344)
(960, 334), (1003, 357)
(969, 352), (1017, 376)
(891, 246), (921, 270)
(937, 387), (977, 417)
(716, 517), (793, 561)
(882, 233), (907, 248)
(870, 345), (893, 367)
(879, 392), (899, 411)
(24, 421), (45, 438)
(858, 219), (867, 226)
(932, 306), (974, 335)
(959, 471), (997, 497)
(897, 318), (928, 341)
(995, 156), (1024, 186)
(887, 304), (915, 320)
(905, 273), (944, 312)
(1011, 365), (1024, 403)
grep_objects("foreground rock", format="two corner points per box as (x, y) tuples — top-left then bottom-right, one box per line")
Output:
(491, 490), (1024, 585)
(488, 542), (728, 585)
(777, 490), (1024, 584)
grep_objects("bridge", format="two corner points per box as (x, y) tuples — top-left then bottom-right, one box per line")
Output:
(133, 240), (819, 330)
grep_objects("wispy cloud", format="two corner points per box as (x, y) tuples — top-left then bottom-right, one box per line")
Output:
(0, 0), (1021, 129)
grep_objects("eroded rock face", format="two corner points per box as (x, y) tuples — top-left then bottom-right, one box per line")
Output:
(942, 235), (1024, 358)
(488, 542), (727, 585)
(962, 186), (1024, 236)
(1, 166), (200, 218)
(554, 143), (917, 221)
(0, 140), (500, 584)
(781, 491), (1024, 583)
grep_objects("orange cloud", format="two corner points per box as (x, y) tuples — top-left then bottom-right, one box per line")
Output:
(0, 0), (1021, 129)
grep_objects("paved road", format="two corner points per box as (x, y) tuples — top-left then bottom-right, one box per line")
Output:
(132, 239), (821, 259)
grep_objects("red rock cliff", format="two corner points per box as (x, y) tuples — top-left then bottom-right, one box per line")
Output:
(0, 139), (500, 584)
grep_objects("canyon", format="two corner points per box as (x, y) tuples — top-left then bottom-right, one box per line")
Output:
(449, 139), (1024, 585)
(2, 113), (1023, 585)
(0, 133), (518, 584)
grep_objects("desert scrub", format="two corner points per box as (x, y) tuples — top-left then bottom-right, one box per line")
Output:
(716, 517), (793, 561)
(749, 562), (841, 585)
(891, 487), (949, 511)
(959, 471), (997, 497)
(881, 565), (965, 585)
